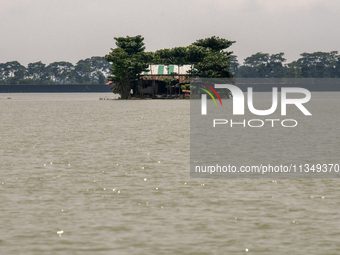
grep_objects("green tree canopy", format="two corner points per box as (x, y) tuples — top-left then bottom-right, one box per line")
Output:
(229, 55), (239, 77)
(153, 36), (235, 78)
(297, 51), (339, 78)
(192, 36), (235, 52)
(104, 35), (151, 99)
(46, 61), (75, 84)
(27, 61), (47, 80)
(238, 52), (287, 78)
(0, 61), (26, 84)
(154, 48), (175, 66)
(115, 35), (146, 55)
(188, 36), (235, 78)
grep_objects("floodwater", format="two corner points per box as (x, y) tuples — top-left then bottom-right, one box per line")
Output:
(0, 93), (340, 254)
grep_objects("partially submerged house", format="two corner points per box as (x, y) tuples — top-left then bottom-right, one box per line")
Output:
(140, 65), (191, 97)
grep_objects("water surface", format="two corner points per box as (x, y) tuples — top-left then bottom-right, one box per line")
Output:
(0, 93), (339, 254)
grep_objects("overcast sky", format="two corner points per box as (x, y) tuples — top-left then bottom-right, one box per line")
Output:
(1, 0), (339, 66)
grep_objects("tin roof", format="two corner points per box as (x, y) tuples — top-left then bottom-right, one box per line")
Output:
(142, 65), (192, 75)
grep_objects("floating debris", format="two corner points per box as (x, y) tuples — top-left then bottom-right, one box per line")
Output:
(57, 230), (64, 237)
(99, 97), (116, 100)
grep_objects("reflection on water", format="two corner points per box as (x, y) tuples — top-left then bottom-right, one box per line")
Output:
(0, 93), (339, 254)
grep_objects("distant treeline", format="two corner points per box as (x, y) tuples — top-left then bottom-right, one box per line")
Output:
(1, 51), (339, 85)
(0, 57), (111, 85)
(231, 51), (340, 78)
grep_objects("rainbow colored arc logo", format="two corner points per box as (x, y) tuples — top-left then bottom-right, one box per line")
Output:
(198, 83), (223, 106)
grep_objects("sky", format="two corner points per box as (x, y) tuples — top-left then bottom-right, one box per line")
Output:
(1, 0), (339, 66)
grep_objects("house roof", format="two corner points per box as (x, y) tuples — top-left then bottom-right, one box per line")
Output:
(142, 65), (192, 75)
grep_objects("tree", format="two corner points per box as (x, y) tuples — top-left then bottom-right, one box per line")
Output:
(193, 50), (233, 78)
(238, 52), (287, 78)
(104, 35), (151, 99)
(192, 36), (235, 52)
(74, 59), (92, 83)
(296, 51), (339, 78)
(0, 63), (6, 83)
(238, 52), (269, 78)
(4, 61), (26, 79)
(0, 61), (26, 84)
(85, 56), (111, 84)
(27, 61), (48, 81)
(171, 47), (188, 67)
(47, 61), (75, 84)
(229, 55), (239, 77)
(335, 55), (340, 78)
(267, 53), (287, 78)
(285, 61), (302, 78)
(154, 48), (174, 66)
(188, 36), (235, 78)
(153, 37), (235, 79)
(185, 45), (208, 76)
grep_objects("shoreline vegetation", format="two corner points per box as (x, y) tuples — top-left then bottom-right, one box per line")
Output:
(103, 35), (339, 99)
(0, 57), (111, 86)
(1, 35), (339, 99)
